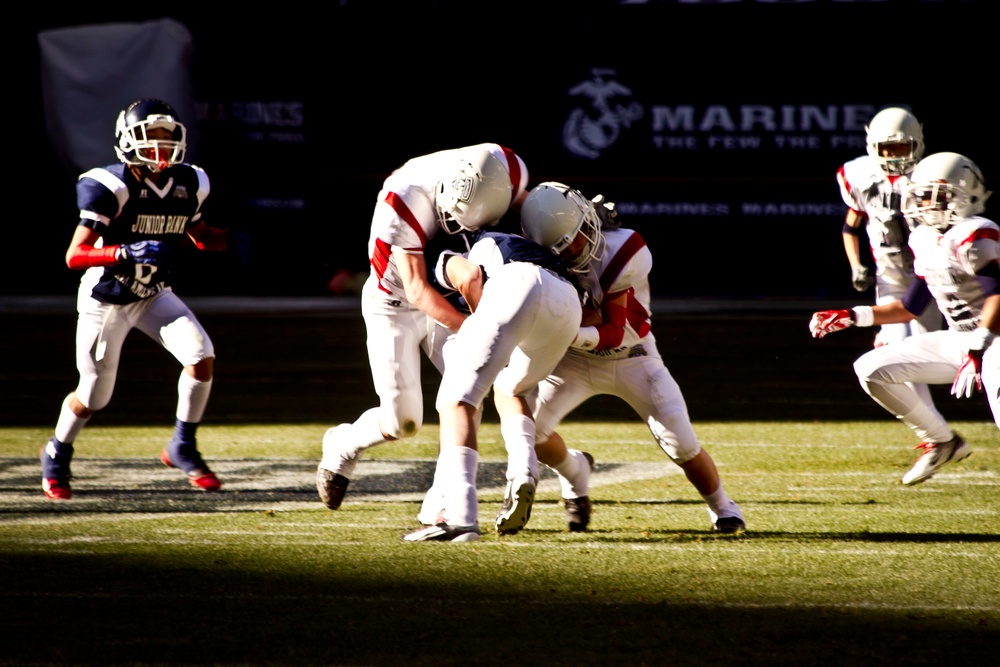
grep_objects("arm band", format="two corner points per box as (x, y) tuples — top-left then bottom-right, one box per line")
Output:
(570, 326), (600, 350)
(66, 245), (122, 270)
(901, 277), (933, 316)
(594, 298), (628, 349)
(976, 260), (1000, 296)
(851, 305), (874, 328)
(842, 222), (863, 236)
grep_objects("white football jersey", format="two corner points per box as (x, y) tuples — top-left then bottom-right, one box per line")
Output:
(909, 216), (1000, 332)
(837, 155), (915, 289)
(367, 143), (529, 302)
(578, 227), (653, 348)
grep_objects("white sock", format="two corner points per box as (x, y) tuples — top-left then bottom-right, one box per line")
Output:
(176, 374), (212, 423)
(440, 446), (479, 527)
(417, 459), (448, 525)
(552, 449), (589, 499)
(501, 414), (538, 481)
(339, 408), (389, 459)
(702, 485), (742, 522)
(54, 394), (89, 444)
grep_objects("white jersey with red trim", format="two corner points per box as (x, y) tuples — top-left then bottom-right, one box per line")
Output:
(837, 155), (915, 291)
(577, 227), (653, 351)
(909, 216), (1000, 332)
(366, 143), (528, 303)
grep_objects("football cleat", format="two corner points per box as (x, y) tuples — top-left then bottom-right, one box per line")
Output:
(901, 434), (971, 486)
(710, 500), (746, 534)
(712, 516), (747, 535)
(565, 496), (592, 533)
(160, 446), (222, 492)
(42, 478), (72, 500)
(316, 468), (350, 510)
(494, 474), (537, 535)
(564, 451), (595, 532)
(402, 522), (481, 543)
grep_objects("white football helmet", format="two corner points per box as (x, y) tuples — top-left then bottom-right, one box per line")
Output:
(434, 148), (512, 234)
(865, 107), (924, 176)
(114, 98), (187, 173)
(520, 181), (606, 274)
(903, 152), (991, 232)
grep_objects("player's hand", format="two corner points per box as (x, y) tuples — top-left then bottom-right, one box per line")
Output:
(851, 266), (874, 292)
(950, 329), (995, 399)
(592, 194), (621, 229)
(809, 310), (854, 339)
(950, 352), (983, 399)
(119, 240), (171, 266)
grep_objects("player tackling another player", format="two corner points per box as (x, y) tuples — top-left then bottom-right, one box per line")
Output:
(520, 182), (747, 534)
(402, 228), (584, 542)
(316, 144), (529, 512)
(811, 152), (1000, 485)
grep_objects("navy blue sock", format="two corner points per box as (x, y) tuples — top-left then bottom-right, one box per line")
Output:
(172, 419), (199, 444)
(41, 438), (74, 479)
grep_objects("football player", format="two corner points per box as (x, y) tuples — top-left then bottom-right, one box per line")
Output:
(811, 152), (999, 485)
(520, 182), (747, 534)
(317, 144), (529, 511)
(403, 228), (583, 542)
(40, 98), (233, 499)
(837, 107), (944, 408)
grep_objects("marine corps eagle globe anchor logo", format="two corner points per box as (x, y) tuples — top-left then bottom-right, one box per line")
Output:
(563, 68), (644, 159)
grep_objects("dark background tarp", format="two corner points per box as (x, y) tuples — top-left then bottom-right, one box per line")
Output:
(16, 0), (997, 301)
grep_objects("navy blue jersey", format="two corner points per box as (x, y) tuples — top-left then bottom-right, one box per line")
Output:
(76, 162), (209, 304)
(425, 228), (476, 312)
(469, 230), (572, 277)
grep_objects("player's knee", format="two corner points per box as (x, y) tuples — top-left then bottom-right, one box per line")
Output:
(853, 354), (884, 386)
(188, 357), (214, 382)
(651, 423), (699, 464)
(380, 412), (422, 439)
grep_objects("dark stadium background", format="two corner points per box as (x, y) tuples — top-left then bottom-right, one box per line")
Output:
(15, 0), (997, 301)
(7, 1), (996, 428)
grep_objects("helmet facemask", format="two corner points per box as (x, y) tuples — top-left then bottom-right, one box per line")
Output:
(903, 152), (991, 232)
(559, 206), (606, 274)
(872, 139), (920, 176)
(115, 103), (187, 174)
(520, 182), (606, 274)
(906, 182), (963, 231)
(865, 108), (924, 176)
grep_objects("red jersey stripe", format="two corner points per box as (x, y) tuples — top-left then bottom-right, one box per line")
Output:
(499, 145), (520, 204)
(600, 232), (646, 295)
(384, 191), (428, 248)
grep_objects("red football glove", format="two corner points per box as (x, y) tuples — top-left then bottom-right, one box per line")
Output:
(809, 310), (854, 339)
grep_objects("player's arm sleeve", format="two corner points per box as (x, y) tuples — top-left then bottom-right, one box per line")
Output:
(605, 244), (653, 295)
(592, 289), (630, 350)
(900, 276), (933, 317)
(835, 165), (859, 210)
(959, 228), (1000, 275)
(65, 225), (122, 269)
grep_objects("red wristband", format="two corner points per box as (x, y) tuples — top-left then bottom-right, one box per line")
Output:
(67, 245), (122, 270)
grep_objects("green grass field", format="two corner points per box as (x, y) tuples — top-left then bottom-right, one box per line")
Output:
(2, 419), (997, 666)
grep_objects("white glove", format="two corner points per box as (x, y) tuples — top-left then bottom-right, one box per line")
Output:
(951, 353), (983, 399)
(809, 310), (854, 339)
(809, 306), (875, 339)
(951, 329), (996, 399)
(591, 194), (621, 229)
(851, 265), (874, 292)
